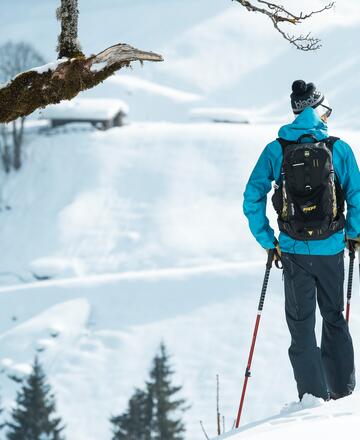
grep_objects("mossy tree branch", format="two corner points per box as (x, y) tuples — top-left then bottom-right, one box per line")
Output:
(0, 43), (163, 124)
(0, 1), (163, 124)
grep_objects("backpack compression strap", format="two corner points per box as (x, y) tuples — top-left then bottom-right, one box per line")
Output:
(276, 136), (340, 152)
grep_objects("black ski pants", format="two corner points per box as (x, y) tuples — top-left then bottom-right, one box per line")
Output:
(282, 251), (355, 401)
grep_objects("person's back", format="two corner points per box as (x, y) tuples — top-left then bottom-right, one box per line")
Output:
(243, 80), (360, 401)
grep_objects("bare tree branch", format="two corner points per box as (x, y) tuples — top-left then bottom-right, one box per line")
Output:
(232, 0), (335, 50)
(200, 421), (210, 440)
(0, 43), (163, 124)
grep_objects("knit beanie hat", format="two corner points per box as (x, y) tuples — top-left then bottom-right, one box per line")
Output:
(291, 80), (325, 115)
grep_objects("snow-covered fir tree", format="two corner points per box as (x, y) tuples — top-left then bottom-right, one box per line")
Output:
(147, 343), (187, 440)
(56, 0), (82, 58)
(6, 357), (65, 440)
(110, 388), (153, 440)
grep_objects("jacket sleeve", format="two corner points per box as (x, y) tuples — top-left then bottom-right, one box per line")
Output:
(340, 141), (360, 239)
(243, 143), (277, 249)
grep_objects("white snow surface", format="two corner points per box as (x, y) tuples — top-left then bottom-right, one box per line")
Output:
(190, 107), (251, 123)
(108, 74), (203, 103)
(30, 58), (69, 74)
(218, 392), (360, 440)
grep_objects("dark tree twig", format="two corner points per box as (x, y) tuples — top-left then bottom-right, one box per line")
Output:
(200, 420), (210, 440)
(216, 374), (221, 436)
(232, 0), (335, 50)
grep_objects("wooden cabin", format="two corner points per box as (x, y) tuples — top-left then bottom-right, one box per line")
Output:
(41, 98), (129, 130)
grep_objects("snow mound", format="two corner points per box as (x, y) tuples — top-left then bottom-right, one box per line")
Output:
(109, 74), (203, 103)
(0, 298), (90, 376)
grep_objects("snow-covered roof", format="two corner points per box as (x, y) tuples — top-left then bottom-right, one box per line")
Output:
(190, 107), (250, 123)
(41, 98), (129, 121)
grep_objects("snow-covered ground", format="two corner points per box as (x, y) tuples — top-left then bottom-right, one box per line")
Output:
(218, 392), (360, 440)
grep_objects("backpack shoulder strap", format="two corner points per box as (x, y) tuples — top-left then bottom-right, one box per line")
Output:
(324, 136), (340, 152)
(276, 138), (292, 153)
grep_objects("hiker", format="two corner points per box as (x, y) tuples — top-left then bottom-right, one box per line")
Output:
(243, 80), (360, 401)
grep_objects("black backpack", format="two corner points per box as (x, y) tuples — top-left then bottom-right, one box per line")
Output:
(272, 134), (345, 241)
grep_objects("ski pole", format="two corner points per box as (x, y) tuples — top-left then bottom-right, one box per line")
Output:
(235, 248), (276, 429)
(346, 241), (356, 323)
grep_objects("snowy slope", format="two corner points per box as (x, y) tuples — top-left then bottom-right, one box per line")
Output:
(0, 122), (358, 283)
(0, 122), (275, 282)
(0, 253), (359, 440)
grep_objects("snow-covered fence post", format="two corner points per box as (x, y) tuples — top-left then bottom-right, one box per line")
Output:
(57, 0), (83, 59)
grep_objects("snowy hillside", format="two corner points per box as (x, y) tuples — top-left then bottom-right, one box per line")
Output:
(0, 122), (358, 283)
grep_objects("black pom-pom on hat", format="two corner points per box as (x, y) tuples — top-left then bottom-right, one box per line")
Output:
(290, 80), (324, 114)
(292, 80), (307, 95)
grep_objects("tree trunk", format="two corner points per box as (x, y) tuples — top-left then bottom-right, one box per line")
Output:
(12, 117), (25, 170)
(0, 125), (11, 173)
(57, 0), (83, 59)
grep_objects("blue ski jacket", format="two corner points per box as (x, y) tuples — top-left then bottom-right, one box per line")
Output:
(243, 107), (360, 255)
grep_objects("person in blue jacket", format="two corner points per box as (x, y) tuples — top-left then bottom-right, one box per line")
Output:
(243, 80), (360, 401)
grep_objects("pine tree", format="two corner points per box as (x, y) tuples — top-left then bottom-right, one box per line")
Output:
(110, 389), (152, 440)
(110, 343), (188, 440)
(6, 356), (65, 440)
(147, 343), (187, 440)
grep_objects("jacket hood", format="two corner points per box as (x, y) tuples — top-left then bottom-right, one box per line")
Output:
(278, 107), (328, 141)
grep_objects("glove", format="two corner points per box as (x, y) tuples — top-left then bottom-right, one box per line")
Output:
(346, 237), (360, 252)
(266, 243), (282, 260)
